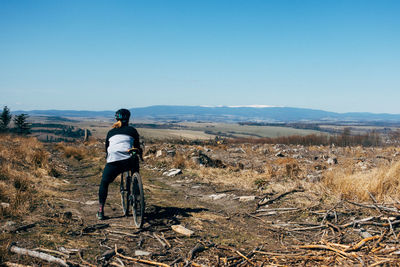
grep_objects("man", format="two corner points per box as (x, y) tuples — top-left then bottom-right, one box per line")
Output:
(97, 108), (142, 220)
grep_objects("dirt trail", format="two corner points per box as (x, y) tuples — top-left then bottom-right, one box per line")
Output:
(4, 145), (288, 266)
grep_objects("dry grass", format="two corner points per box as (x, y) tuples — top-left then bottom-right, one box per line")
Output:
(0, 134), (56, 219)
(192, 166), (272, 189)
(172, 152), (187, 169)
(56, 142), (87, 161)
(147, 141), (400, 207)
(324, 160), (400, 202)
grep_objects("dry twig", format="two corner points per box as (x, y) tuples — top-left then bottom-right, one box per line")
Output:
(344, 235), (380, 252)
(114, 244), (170, 267)
(78, 250), (96, 267)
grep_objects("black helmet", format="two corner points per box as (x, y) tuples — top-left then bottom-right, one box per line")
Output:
(115, 109), (131, 122)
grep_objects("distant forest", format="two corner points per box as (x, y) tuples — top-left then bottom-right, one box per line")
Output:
(31, 123), (90, 142)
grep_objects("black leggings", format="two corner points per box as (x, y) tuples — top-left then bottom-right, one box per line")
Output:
(99, 157), (139, 206)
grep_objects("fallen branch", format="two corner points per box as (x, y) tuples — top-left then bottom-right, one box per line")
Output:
(153, 233), (167, 248)
(10, 223), (36, 233)
(339, 216), (376, 228)
(161, 233), (172, 248)
(217, 245), (256, 266)
(188, 243), (205, 260)
(297, 244), (352, 258)
(346, 200), (398, 213)
(254, 251), (306, 256)
(169, 257), (183, 265)
(370, 260), (394, 267)
(110, 261), (125, 267)
(289, 225), (326, 231)
(115, 258), (126, 267)
(114, 245), (170, 267)
(256, 208), (299, 212)
(258, 188), (304, 207)
(235, 250), (256, 266)
(106, 230), (137, 238)
(33, 247), (69, 258)
(99, 248), (123, 262)
(344, 235), (380, 252)
(5, 263), (33, 267)
(9, 244), (68, 267)
(387, 218), (398, 241)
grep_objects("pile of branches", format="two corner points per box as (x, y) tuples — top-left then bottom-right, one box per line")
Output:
(249, 195), (400, 266)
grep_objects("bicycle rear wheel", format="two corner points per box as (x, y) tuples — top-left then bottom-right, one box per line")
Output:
(130, 172), (144, 228)
(120, 171), (131, 216)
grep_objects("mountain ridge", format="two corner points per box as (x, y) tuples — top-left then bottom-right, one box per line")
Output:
(15, 105), (400, 123)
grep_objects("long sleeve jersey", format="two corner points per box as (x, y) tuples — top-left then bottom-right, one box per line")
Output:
(105, 125), (140, 163)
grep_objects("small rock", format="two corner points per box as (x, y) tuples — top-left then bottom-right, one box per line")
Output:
(327, 157), (338, 165)
(84, 200), (98, 205)
(171, 225), (194, 237)
(163, 169), (182, 177)
(135, 250), (151, 256)
(191, 152), (225, 168)
(228, 148), (246, 153)
(209, 193), (227, 200)
(359, 228), (373, 239)
(156, 150), (164, 158)
(1, 202), (10, 209)
(239, 196), (256, 202)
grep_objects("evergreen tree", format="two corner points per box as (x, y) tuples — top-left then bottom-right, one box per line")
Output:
(13, 114), (31, 135)
(0, 106), (12, 132)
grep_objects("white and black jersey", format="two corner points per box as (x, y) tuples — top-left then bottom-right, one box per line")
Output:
(105, 125), (140, 163)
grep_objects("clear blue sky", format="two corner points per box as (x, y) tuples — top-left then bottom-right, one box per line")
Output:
(1, 0), (399, 113)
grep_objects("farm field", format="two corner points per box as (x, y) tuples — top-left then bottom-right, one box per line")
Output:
(29, 116), (325, 141)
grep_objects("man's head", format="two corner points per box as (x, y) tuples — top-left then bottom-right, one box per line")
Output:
(115, 109), (131, 124)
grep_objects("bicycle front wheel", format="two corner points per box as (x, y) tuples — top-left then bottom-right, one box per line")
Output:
(130, 172), (145, 228)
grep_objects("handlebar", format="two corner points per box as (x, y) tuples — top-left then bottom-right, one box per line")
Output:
(127, 148), (144, 161)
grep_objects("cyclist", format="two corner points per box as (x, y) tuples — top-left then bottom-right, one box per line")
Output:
(97, 108), (142, 220)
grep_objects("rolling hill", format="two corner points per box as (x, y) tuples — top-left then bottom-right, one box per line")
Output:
(17, 105), (400, 123)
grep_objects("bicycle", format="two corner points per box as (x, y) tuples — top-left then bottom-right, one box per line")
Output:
(120, 150), (145, 228)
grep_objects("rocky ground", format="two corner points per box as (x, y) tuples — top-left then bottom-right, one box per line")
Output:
(2, 139), (400, 266)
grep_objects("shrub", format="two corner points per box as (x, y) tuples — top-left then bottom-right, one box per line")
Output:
(172, 153), (187, 169)
(56, 143), (86, 161)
